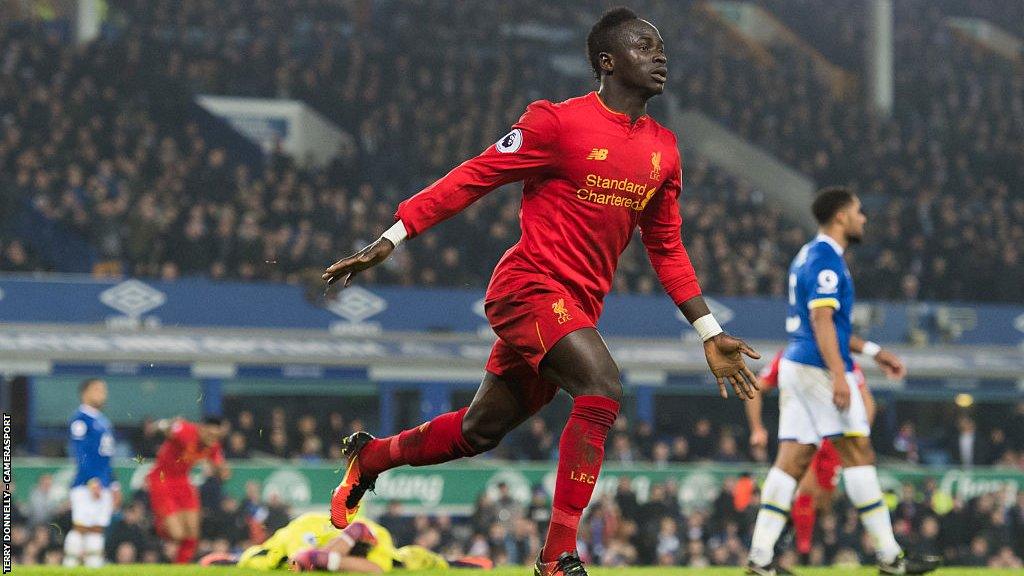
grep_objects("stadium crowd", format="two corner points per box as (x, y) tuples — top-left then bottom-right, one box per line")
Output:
(2, 1), (1022, 302)
(12, 463), (1024, 568)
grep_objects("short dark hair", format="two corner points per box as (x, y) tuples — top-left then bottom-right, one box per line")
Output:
(202, 416), (225, 427)
(79, 378), (102, 396)
(812, 186), (855, 225)
(587, 7), (639, 79)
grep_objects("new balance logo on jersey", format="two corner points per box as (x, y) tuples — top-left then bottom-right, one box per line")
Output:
(586, 148), (609, 161)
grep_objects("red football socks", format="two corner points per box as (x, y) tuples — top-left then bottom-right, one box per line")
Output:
(359, 407), (476, 475)
(175, 537), (198, 564)
(792, 492), (817, 555)
(541, 395), (620, 562)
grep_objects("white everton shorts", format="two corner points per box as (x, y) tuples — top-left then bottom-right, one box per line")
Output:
(777, 358), (870, 445)
(70, 485), (114, 528)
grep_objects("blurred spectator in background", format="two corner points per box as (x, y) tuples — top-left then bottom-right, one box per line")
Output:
(26, 474), (60, 528)
(517, 417), (554, 462)
(893, 422), (920, 464)
(949, 415), (988, 467)
(689, 418), (715, 461)
(224, 432), (250, 460)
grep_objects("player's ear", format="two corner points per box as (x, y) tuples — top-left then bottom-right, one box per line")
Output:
(599, 51), (614, 75)
(833, 208), (847, 227)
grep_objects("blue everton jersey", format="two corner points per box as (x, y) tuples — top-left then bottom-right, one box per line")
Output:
(783, 234), (855, 371)
(69, 405), (116, 488)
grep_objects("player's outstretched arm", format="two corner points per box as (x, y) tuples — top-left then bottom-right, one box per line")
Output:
(637, 151), (759, 399)
(324, 102), (558, 289)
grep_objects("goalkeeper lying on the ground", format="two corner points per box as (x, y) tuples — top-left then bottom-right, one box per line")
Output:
(199, 513), (491, 572)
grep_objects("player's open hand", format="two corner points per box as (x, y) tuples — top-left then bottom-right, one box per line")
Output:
(832, 375), (851, 410)
(87, 478), (102, 499)
(703, 333), (761, 400)
(323, 238), (395, 288)
(874, 349), (906, 380)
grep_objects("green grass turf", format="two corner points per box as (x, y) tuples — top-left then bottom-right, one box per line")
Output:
(9, 566), (1017, 576)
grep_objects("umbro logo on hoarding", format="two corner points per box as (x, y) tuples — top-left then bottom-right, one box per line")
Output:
(327, 285), (386, 332)
(99, 280), (166, 318)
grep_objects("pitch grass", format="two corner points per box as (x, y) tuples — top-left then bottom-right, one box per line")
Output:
(9, 566), (1016, 575)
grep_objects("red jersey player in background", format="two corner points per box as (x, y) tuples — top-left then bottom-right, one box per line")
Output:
(145, 417), (229, 564)
(322, 8), (760, 576)
(745, 346), (885, 565)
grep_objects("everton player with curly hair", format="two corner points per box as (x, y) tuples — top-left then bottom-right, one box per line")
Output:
(745, 188), (938, 576)
(323, 8), (761, 576)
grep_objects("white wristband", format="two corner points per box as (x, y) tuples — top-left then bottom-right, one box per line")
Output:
(861, 341), (882, 358)
(380, 220), (408, 247)
(692, 313), (723, 341)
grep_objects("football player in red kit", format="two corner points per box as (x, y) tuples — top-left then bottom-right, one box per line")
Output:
(322, 8), (761, 576)
(146, 417), (229, 564)
(746, 349), (876, 563)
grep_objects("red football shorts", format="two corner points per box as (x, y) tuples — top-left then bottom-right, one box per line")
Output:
(147, 475), (199, 530)
(811, 439), (843, 492)
(484, 280), (596, 413)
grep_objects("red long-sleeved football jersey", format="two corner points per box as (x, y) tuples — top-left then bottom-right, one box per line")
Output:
(395, 92), (701, 320)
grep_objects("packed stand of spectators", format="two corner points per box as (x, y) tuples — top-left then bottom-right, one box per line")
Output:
(0, 7), (798, 295)
(0, 7), (795, 295)
(12, 465), (1024, 568)
(743, 0), (1024, 301)
(2, 1), (1022, 303)
(647, 0), (1024, 302)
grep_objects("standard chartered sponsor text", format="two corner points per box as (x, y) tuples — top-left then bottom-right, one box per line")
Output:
(575, 173), (656, 211)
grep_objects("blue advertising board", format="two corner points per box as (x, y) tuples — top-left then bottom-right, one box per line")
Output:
(0, 275), (1021, 345)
